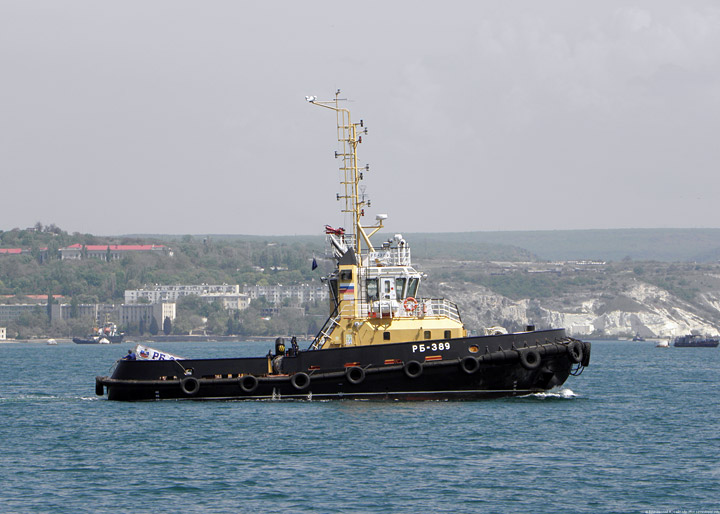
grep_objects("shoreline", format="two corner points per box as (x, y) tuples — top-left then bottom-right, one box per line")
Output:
(1, 335), (309, 344)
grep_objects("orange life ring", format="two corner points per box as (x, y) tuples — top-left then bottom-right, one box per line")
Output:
(403, 297), (418, 312)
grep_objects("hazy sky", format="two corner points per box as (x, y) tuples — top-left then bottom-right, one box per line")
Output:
(2, 1), (719, 236)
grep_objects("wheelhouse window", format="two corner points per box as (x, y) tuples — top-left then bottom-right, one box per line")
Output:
(329, 278), (338, 304)
(395, 278), (406, 301)
(383, 280), (392, 295)
(407, 278), (419, 299)
(366, 278), (378, 301)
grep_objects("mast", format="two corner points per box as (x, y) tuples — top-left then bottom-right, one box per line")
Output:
(307, 90), (385, 258)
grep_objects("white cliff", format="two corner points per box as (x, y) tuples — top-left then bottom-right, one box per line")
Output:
(432, 279), (720, 338)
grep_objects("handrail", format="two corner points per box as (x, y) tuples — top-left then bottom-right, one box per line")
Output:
(309, 306), (341, 350)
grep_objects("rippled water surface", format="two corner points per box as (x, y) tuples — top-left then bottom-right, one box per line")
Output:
(1, 340), (719, 513)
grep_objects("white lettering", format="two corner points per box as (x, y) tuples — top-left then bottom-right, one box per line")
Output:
(411, 342), (451, 353)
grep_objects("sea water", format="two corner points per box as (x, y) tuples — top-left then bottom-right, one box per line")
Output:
(1, 340), (718, 514)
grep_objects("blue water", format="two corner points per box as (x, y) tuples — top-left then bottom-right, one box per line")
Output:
(1, 340), (719, 514)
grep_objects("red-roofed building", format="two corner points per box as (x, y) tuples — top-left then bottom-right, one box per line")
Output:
(59, 244), (171, 261)
(0, 248), (49, 262)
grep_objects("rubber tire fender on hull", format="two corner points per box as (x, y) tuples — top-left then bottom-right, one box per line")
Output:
(239, 375), (259, 393)
(181, 376), (200, 396)
(345, 366), (365, 385)
(460, 356), (480, 374)
(291, 372), (311, 390)
(404, 360), (423, 379)
(519, 348), (542, 370)
(567, 341), (584, 364)
(581, 341), (592, 367)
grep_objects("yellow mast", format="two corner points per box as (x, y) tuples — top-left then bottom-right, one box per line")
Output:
(307, 90), (384, 256)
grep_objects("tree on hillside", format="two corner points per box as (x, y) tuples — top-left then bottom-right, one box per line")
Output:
(163, 316), (172, 335)
(149, 316), (159, 335)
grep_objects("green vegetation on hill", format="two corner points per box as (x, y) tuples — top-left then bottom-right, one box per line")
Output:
(0, 227), (328, 303)
(144, 228), (720, 262)
(4, 224), (720, 337)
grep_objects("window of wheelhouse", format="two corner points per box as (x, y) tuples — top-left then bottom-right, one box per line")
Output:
(366, 278), (378, 301)
(382, 279), (393, 298)
(407, 278), (419, 298)
(395, 277), (406, 301)
(329, 278), (339, 305)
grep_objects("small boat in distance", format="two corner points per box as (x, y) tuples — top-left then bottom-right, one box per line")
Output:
(73, 317), (123, 345)
(655, 340), (670, 348)
(95, 91), (590, 401)
(673, 334), (719, 348)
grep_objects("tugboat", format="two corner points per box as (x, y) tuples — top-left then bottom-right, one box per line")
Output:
(95, 91), (590, 401)
(74, 316), (123, 344)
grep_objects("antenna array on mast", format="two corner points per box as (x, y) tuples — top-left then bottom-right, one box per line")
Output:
(307, 90), (383, 256)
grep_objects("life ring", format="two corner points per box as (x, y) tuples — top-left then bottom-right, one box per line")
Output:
(180, 376), (200, 395)
(239, 375), (259, 393)
(460, 356), (480, 374)
(519, 348), (541, 370)
(567, 341), (584, 364)
(403, 360), (423, 379)
(290, 372), (311, 390)
(345, 366), (365, 385)
(403, 297), (418, 312)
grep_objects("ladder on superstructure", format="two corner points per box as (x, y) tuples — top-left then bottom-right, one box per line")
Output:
(309, 307), (341, 350)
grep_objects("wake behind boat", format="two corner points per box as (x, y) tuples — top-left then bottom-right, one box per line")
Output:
(95, 92), (590, 401)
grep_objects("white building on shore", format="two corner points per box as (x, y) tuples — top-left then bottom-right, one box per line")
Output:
(124, 283), (327, 310)
(59, 244), (170, 261)
(125, 284), (241, 304)
(243, 284), (328, 304)
(125, 285), (249, 311)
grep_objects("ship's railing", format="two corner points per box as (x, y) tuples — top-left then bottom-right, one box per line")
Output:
(365, 246), (411, 266)
(357, 298), (461, 322)
(325, 233), (411, 266)
(309, 307), (341, 350)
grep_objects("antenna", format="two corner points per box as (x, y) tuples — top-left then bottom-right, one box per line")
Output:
(307, 91), (385, 255)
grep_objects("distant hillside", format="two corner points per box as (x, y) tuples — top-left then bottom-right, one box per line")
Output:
(132, 228), (720, 262)
(404, 229), (720, 262)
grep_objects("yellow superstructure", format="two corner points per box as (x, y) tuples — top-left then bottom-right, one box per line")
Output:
(308, 92), (467, 350)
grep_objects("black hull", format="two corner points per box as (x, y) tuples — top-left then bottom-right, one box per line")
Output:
(96, 329), (590, 401)
(673, 335), (719, 347)
(74, 335), (123, 344)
